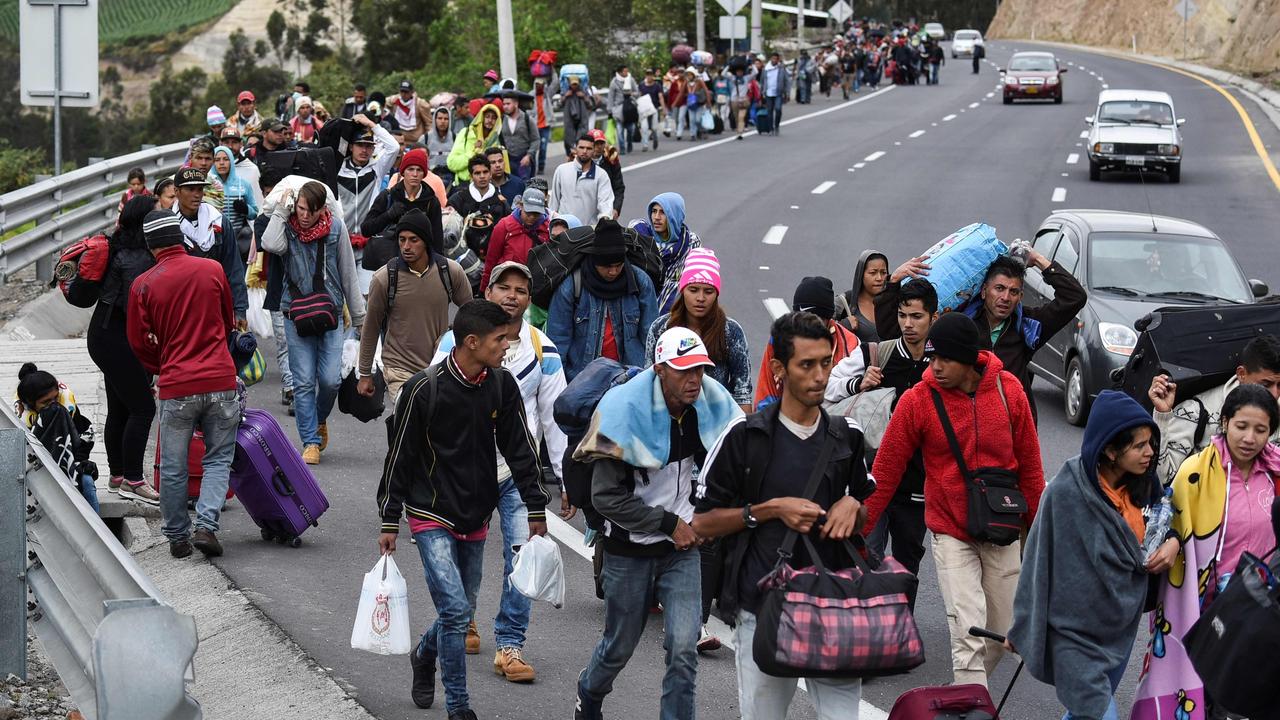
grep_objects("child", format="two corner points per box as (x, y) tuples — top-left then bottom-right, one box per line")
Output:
(15, 363), (101, 514)
(118, 167), (150, 214)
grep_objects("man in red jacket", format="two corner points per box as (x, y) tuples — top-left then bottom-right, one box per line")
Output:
(128, 210), (241, 560)
(480, 187), (549, 292)
(865, 312), (1044, 689)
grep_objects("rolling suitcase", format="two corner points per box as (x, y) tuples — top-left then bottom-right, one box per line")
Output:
(230, 408), (329, 547)
(754, 107), (773, 134)
(888, 627), (1021, 720)
(152, 428), (235, 501)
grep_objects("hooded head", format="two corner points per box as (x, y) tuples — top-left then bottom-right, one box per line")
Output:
(849, 249), (889, 301)
(212, 146), (239, 184)
(550, 214), (582, 234)
(647, 192), (686, 242)
(1081, 390), (1160, 496)
(472, 103), (503, 138)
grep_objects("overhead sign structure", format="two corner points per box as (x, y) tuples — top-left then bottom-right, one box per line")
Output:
(720, 14), (748, 39)
(715, 0), (749, 16)
(828, 0), (852, 24)
(21, 0), (98, 175)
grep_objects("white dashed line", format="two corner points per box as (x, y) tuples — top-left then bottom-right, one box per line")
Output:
(847, 168), (856, 173)
(763, 298), (790, 319)
(909, 130), (926, 138)
(762, 225), (788, 245)
(1079, 130), (1089, 138)
(864, 151), (885, 162)
(1102, 84), (1109, 89)
(1061, 172), (1070, 177)
(790, 205), (799, 209)
(942, 114), (957, 121)
(968, 102), (980, 109)
(1067, 153), (1079, 164)
(985, 93), (994, 98)
(758, 266), (770, 270)
(894, 141), (902, 145)
(1076, 142), (1084, 147)
(1052, 187), (1067, 203)
(811, 181), (836, 195)
(854, 162), (866, 168)
(931, 122), (938, 127)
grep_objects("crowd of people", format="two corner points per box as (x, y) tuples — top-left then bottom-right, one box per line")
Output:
(12, 25), (1278, 720)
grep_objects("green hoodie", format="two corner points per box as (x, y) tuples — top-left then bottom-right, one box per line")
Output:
(446, 103), (504, 184)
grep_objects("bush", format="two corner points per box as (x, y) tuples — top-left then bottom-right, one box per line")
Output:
(0, 143), (49, 194)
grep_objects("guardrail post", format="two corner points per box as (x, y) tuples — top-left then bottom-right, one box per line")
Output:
(0, 427), (27, 680)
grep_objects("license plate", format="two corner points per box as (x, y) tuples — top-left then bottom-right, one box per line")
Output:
(1025, 87), (1038, 94)
(1125, 155), (1146, 166)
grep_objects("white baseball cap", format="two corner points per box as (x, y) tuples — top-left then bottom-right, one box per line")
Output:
(654, 327), (715, 370)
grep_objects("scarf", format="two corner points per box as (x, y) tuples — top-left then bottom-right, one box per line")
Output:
(468, 183), (496, 203)
(394, 96), (418, 131)
(581, 257), (635, 301)
(656, 229), (695, 313)
(177, 204), (222, 253)
(288, 209), (333, 244)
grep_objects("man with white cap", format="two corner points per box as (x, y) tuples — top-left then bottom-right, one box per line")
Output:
(572, 326), (743, 720)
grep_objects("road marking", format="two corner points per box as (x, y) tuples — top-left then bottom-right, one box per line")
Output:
(758, 265), (770, 270)
(864, 151), (885, 161)
(968, 102), (980, 108)
(764, 297), (790, 318)
(909, 129), (926, 138)
(1102, 83), (1109, 89)
(1052, 187), (1067, 202)
(942, 113), (957, 121)
(1079, 130), (1089, 138)
(894, 140), (902, 145)
(985, 92), (994, 98)
(790, 204), (799, 209)
(932, 122), (938, 126)
(854, 162), (866, 168)
(1067, 153), (1079, 164)
(763, 225), (788, 244)
(811, 181), (836, 194)
(847, 168), (856, 172)
(1062, 172), (1070, 177)
(1076, 142), (1084, 147)
(622, 85), (895, 174)
(546, 515), (593, 561)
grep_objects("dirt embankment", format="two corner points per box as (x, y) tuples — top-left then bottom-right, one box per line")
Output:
(988, 0), (1280, 83)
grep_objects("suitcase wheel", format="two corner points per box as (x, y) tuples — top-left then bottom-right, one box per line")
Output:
(287, 537), (302, 548)
(260, 528), (274, 542)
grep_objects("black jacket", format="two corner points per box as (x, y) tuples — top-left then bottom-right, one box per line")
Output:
(694, 403), (876, 623)
(178, 211), (249, 317)
(377, 359), (550, 534)
(362, 184), (445, 254)
(597, 155), (625, 214)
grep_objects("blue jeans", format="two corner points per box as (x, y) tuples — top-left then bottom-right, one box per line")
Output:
(929, 63), (940, 85)
(282, 318), (343, 446)
(494, 476), (531, 648)
(537, 127), (551, 173)
(79, 474), (100, 514)
(414, 529), (485, 714)
(619, 122), (636, 154)
(765, 96), (783, 134)
(270, 311), (293, 390)
(158, 389), (239, 540)
(580, 548), (700, 720)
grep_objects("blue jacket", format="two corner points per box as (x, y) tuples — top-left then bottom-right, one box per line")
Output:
(546, 265), (659, 382)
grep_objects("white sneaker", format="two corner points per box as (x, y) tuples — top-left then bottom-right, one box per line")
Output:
(697, 625), (722, 654)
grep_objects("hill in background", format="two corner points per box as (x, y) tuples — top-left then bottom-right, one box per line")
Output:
(0, 0), (236, 47)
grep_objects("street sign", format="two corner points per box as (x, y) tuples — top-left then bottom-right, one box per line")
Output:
(719, 14), (747, 40)
(715, 0), (748, 16)
(828, 0), (852, 24)
(20, 0), (98, 108)
(1173, 0), (1197, 18)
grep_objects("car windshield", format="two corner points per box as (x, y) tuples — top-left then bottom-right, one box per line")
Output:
(1088, 232), (1252, 302)
(1009, 56), (1056, 72)
(1097, 100), (1174, 125)
(926, 24), (943, 31)
(954, 31), (978, 40)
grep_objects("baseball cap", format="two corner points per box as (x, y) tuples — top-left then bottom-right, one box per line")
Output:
(489, 261), (533, 287)
(520, 188), (547, 214)
(237, 90), (255, 103)
(352, 128), (376, 145)
(654, 327), (715, 370)
(399, 79), (414, 91)
(174, 167), (206, 187)
(220, 127), (241, 139)
(588, 128), (607, 143)
(266, 119), (289, 133)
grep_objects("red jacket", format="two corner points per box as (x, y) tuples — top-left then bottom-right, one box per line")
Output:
(480, 210), (549, 292)
(866, 351), (1044, 542)
(127, 246), (238, 400)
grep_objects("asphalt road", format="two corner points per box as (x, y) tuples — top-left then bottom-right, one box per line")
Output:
(209, 42), (1280, 720)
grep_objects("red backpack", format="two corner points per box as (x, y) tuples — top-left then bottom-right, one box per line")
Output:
(54, 234), (110, 307)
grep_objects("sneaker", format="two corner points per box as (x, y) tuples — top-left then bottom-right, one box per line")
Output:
(466, 620), (480, 654)
(574, 685), (603, 720)
(119, 480), (160, 506)
(108, 475), (124, 493)
(280, 388), (294, 406)
(696, 625), (722, 654)
(410, 646), (436, 709)
(447, 710), (477, 720)
(287, 400), (295, 417)
(169, 538), (193, 558)
(191, 528), (223, 558)
(493, 647), (536, 683)
(318, 422), (329, 451)
(302, 445), (321, 465)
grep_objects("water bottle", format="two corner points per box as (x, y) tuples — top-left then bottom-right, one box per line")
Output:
(1143, 487), (1174, 563)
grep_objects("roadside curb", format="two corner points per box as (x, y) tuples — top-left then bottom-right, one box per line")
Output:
(2, 287), (92, 340)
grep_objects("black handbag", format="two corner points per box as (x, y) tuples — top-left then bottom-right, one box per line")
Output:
(338, 368), (386, 422)
(286, 238), (339, 337)
(929, 376), (1027, 546)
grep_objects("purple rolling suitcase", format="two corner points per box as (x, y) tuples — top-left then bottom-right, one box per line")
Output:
(230, 408), (329, 547)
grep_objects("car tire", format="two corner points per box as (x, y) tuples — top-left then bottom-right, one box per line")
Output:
(951, 52), (957, 59)
(1167, 164), (1181, 183)
(1053, 94), (1063, 104)
(1064, 356), (1090, 427)
(1089, 158), (1101, 181)
(1003, 95), (1012, 105)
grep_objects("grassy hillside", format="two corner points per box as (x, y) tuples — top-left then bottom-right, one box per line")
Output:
(0, 0), (236, 46)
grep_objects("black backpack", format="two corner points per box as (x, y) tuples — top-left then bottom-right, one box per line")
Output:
(264, 146), (340, 195)
(528, 225), (597, 308)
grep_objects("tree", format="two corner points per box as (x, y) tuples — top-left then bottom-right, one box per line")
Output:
(147, 63), (210, 140)
(267, 10), (290, 67)
(222, 28), (291, 107)
(352, 0), (448, 75)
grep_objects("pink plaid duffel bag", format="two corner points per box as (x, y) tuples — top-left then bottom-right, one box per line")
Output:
(753, 535), (924, 679)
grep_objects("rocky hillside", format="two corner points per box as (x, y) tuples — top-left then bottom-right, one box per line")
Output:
(988, 0), (1280, 80)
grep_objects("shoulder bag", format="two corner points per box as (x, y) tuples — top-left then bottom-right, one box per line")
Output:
(287, 237), (339, 337)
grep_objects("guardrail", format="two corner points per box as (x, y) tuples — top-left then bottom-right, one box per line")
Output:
(1, 406), (201, 719)
(0, 141), (189, 283)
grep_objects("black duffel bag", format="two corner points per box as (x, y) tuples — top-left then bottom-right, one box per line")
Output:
(338, 367), (386, 422)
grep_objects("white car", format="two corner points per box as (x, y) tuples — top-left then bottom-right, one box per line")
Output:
(924, 22), (945, 40)
(1085, 89), (1185, 183)
(951, 29), (982, 58)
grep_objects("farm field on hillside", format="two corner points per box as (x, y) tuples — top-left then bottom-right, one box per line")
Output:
(0, 0), (235, 45)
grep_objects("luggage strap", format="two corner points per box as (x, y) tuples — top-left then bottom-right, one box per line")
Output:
(246, 422), (319, 528)
(930, 374), (1010, 478)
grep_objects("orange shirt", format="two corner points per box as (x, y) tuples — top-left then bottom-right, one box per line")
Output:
(1100, 480), (1145, 541)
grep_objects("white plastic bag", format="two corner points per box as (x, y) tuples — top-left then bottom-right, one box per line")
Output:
(246, 287), (272, 338)
(509, 535), (565, 609)
(350, 555), (411, 655)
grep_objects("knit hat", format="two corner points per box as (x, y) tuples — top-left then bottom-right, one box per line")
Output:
(142, 210), (184, 249)
(296, 95), (313, 109)
(792, 276), (836, 320)
(396, 209), (435, 245)
(484, 69), (500, 82)
(206, 105), (226, 127)
(16, 363), (58, 410)
(925, 312), (981, 366)
(586, 218), (627, 264)
(678, 248), (721, 294)
(399, 147), (428, 174)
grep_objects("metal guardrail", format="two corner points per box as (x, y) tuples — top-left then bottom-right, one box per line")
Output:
(1, 406), (200, 719)
(0, 141), (190, 283)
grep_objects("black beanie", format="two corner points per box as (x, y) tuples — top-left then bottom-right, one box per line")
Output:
(142, 210), (184, 249)
(587, 218), (627, 264)
(17, 363), (58, 409)
(926, 312), (981, 365)
(792, 276), (836, 320)
(396, 209), (435, 246)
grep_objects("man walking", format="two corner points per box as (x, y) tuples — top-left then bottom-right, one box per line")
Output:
(127, 211), (241, 559)
(337, 114), (400, 254)
(378, 300), (551, 720)
(499, 96), (539, 180)
(761, 52), (791, 136)
(573, 327), (743, 720)
(590, 129), (625, 219)
(548, 135), (614, 224)
(172, 168), (248, 326)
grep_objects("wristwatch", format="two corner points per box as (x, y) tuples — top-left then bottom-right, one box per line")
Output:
(742, 504), (759, 529)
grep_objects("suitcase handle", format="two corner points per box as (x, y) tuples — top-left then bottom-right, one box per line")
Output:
(271, 469), (296, 498)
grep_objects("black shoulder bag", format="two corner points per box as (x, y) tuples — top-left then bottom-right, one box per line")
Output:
(287, 238), (339, 337)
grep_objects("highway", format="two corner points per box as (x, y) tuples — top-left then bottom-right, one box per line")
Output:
(209, 42), (1280, 719)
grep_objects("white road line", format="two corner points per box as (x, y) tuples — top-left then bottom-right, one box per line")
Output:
(847, 168), (856, 172)
(985, 92), (994, 98)
(1076, 142), (1084, 147)
(931, 122), (938, 126)
(854, 162), (866, 168)
(1067, 153), (1080, 164)
(811, 181), (836, 194)
(1102, 83), (1109, 89)
(894, 141), (902, 145)
(622, 85), (895, 174)
(968, 102), (980, 108)
(790, 204), (799, 209)
(758, 265), (770, 270)
(942, 113), (957, 121)
(1061, 172), (1070, 177)
(762, 225), (788, 245)
(864, 151), (885, 162)
(1079, 130), (1089, 138)
(546, 514), (593, 561)
(763, 297), (790, 318)
(909, 129), (926, 138)
(1052, 187), (1067, 202)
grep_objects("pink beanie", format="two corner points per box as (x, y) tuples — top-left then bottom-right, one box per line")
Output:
(679, 248), (721, 293)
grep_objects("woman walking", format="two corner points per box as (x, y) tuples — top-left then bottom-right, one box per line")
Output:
(209, 146), (259, 262)
(632, 192), (700, 314)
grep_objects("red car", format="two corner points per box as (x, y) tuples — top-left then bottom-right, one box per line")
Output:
(1002, 51), (1067, 104)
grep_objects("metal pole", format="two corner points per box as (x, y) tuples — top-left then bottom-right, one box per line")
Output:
(696, 0), (705, 50)
(52, 1), (62, 176)
(1182, 4), (1187, 61)
(0, 428), (27, 680)
(796, 0), (804, 44)
(496, 0), (517, 80)
(750, 0), (762, 54)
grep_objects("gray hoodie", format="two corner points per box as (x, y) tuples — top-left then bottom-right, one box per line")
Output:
(426, 107), (454, 171)
(835, 249), (887, 344)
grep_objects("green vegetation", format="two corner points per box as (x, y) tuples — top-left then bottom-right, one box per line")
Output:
(0, 0), (236, 46)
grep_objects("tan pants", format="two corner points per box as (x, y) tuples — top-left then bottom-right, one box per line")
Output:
(732, 99), (749, 135)
(931, 533), (1022, 687)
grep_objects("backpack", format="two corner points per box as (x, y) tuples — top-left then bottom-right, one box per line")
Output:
(553, 357), (642, 523)
(383, 254), (453, 339)
(527, 225), (597, 308)
(55, 234), (110, 308)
